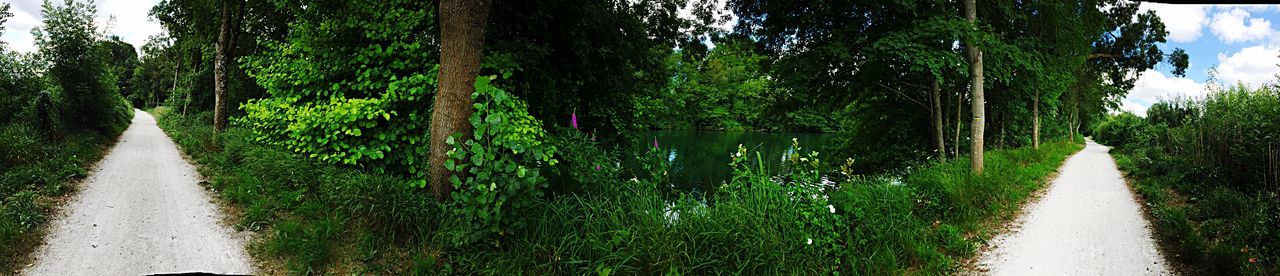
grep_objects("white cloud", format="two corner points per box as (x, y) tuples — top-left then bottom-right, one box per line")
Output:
(1209, 8), (1275, 44)
(96, 0), (164, 51)
(1, 0), (163, 53)
(1123, 69), (1209, 116)
(1141, 4), (1208, 43)
(1215, 45), (1280, 87)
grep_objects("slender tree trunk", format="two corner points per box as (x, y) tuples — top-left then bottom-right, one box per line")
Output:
(932, 79), (946, 161)
(955, 89), (962, 158)
(1071, 89), (1080, 142)
(1033, 89), (1040, 149)
(170, 56), (179, 107)
(943, 84), (952, 158)
(213, 0), (244, 132)
(429, 0), (491, 200)
(965, 0), (985, 175)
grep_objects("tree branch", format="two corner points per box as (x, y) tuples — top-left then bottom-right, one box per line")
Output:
(876, 81), (930, 110)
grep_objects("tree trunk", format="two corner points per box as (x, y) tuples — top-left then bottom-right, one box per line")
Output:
(1033, 89), (1040, 149)
(955, 88), (962, 158)
(1071, 89), (1079, 143)
(932, 79), (946, 162)
(170, 55), (179, 107)
(213, 0), (244, 132)
(429, 0), (492, 200)
(965, 0), (985, 175)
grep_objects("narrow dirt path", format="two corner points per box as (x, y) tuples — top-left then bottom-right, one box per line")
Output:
(976, 140), (1168, 275)
(24, 110), (252, 275)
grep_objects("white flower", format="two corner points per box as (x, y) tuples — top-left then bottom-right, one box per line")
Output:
(828, 205), (836, 214)
(806, 238), (813, 245)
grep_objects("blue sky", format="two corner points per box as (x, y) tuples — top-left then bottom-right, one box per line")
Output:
(1126, 4), (1280, 116)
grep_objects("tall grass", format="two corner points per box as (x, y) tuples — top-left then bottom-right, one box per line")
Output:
(1104, 84), (1279, 274)
(154, 106), (1084, 274)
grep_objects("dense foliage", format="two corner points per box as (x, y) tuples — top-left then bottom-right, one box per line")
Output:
(442, 77), (558, 245)
(6, 0), (1245, 274)
(1101, 84), (1280, 274)
(34, 0), (133, 134)
(156, 109), (1084, 273)
(0, 0), (135, 270)
(237, 0), (438, 180)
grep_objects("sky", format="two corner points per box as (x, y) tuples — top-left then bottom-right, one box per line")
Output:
(1126, 4), (1280, 116)
(1, 0), (164, 54)
(3, 2), (1279, 117)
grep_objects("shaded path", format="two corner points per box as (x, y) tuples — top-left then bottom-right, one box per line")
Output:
(976, 140), (1168, 275)
(24, 110), (252, 275)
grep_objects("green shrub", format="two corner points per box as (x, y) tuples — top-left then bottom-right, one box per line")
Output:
(238, 0), (439, 180)
(36, 0), (133, 134)
(443, 77), (558, 245)
(1092, 111), (1148, 150)
(546, 127), (621, 195)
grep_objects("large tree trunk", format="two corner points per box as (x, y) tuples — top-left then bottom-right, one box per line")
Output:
(429, 0), (492, 200)
(932, 79), (946, 162)
(1033, 89), (1040, 149)
(213, 0), (244, 132)
(965, 0), (985, 175)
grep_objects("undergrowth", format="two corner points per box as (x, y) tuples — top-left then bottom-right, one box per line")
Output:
(0, 122), (120, 273)
(153, 106), (1083, 274)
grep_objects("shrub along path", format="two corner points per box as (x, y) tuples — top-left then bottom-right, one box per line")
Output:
(23, 110), (252, 275)
(976, 140), (1168, 275)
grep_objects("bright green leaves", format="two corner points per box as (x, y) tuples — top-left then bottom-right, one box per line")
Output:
(237, 0), (439, 180)
(443, 76), (557, 246)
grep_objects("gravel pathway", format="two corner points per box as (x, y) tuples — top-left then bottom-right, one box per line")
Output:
(976, 140), (1169, 275)
(24, 110), (252, 275)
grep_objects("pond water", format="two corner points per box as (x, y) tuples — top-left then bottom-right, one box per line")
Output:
(636, 130), (838, 194)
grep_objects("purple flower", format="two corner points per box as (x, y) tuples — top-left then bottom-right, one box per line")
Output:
(653, 137), (659, 150)
(595, 165), (601, 171)
(571, 111), (579, 129)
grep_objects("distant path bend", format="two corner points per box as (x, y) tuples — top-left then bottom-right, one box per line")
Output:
(24, 110), (252, 275)
(976, 140), (1169, 275)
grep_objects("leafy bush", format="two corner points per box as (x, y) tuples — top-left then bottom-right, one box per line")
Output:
(443, 77), (558, 245)
(239, 0), (439, 180)
(1092, 111), (1148, 150)
(546, 126), (621, 194)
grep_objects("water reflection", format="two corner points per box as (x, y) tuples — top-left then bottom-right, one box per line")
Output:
(635, 129), (838, 193)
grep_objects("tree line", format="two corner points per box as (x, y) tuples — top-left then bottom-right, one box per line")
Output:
(121, 0), (1191, 195)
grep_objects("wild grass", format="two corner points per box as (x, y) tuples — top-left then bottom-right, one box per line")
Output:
(0, 123), (118, 272)
(154, 106), (1084, 274)
(1116, 152), (1278, 275)
(1102, 84), (1279, 275)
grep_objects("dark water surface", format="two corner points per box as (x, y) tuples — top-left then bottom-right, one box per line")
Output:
(639, 130), (837, 193)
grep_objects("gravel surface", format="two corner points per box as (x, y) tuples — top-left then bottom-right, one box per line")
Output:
(975, 140), (1169, 275)
(24, 110), (252, 275)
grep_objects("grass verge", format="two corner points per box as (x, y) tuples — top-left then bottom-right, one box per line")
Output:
(0, 122), (122, 273)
